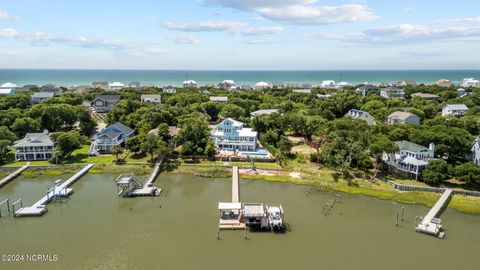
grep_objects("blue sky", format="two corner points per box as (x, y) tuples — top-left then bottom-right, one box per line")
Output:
(0, 0), (479, 70)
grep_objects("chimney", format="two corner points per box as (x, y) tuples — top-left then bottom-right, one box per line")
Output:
(43, 129), (49, 135)
(26, 134), (31, 142)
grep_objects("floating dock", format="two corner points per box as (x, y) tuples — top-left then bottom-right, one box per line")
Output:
(0, 162), (30, 188)
(115, 160), (162, 197)
(14, 164), (94, 217)
(415, 188), (452, 238)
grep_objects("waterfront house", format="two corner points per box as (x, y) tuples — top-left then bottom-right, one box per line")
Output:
(436, 79), (453, 88)
(380, 87), (405, 99)
(108, 82), (124, 91)
(272, 82), (284, 89)
(92, 122), (135, 154)
(40, 84), (63, 96)
(468, 138), (480, 165)
(457, 88), (468, 98)
(345, 109), (376, 125)
(292, 89), (312, 95)
(183, 80), (197, 87)
(219, 80), (236, 90)
(442, 104), (468, 117)
(19, 85), (38, 92)
(13, 130), (54, 161)
(403, 80), (418, 87)
(411, 93), (439, 102)
(0, 82), (17, 95)
(355, 84), (377, 97)
(383, 140), (435, 179)
(92, 95), (120, 113)
(31, 92), (54, 104)
(212, 118), (257, 152)
(462, 78), (480, 87)
(254, 82), (270, 90)
(240, 84), (253, 90)
(336, 82), (351, 88)
(92, 81), (108, 90)
(250, 109), (279, 119)
(71, 85), (92, 94)
(128, 81), (141, 89)
(140, 94), (161, 103)
(321, 80), (336, 88)
(163, 85), (177, 94)
(210, 96), (228, 103)
(387, 111), (420, 125)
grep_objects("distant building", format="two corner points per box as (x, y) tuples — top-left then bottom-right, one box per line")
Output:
(380, 87), (405, 99)
(321, 80), (336, 88)
(387, 111), (420, 125)
(316, 93), (335, 99)
(183, 80), (198, 87)
(468, 138), (480, 165)
(40, 84), (63, 96)
(457, 88), (468, 98)
(92, 81), (108, 90)
(292, 89), (312, 95)
(163, 85), (177, 94)
(31, 92), (55, 104)
(212, 118), (257, 151)
(254, 82), (270, 90)
(140, 94), (161, 103)
(436, 79), (453, 88)
(250, 109), (279, 119)
(0, 82), (17, 95)
(336, 82), (351, 88)
(345, 109), (376, 125)
(92, 95), (121, 113)
(403, 80), (417, 87)
(210, 96), (228, 103)
(13, 130), (54, 161)
(287, 83), (311, 89)
(108, 82), (124, 91)
(92, 122), (135, 154)
(411, 93), (439, 102)
(383, 141), (435, 179)
(462, 78), (480, 87)
(272, 82), (284, 89)
(355, 85), (377, 97)
(442, 104), (468, 117)
(70, 85), (92, 94)
(219, 80), (236, 90)
(240, 84), (253, 90)
(128, 81), (141, 89)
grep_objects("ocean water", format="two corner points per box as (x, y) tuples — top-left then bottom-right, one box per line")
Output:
(0, 69), (479, 87)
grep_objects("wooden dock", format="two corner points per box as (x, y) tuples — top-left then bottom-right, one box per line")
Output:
(0, 162), (30, 188)
(14, 164), (94, 217)
(231, 166), (239, 203)
(415, 188), (453, 237)
(116, 160), (162, 197)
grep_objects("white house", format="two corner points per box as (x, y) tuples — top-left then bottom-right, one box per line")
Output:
(108, 82), (124, 91)
(254, 82), (270, 90)
(220, 80), (236, 90)
(0, 82), (17, 95)
(355, 85), (377, 97)
(387, 111), (420, 125)
(13, 130), (54, 161)
(336, 82), (351, 88)
(442, 104), (468, 117)
(212, 118), (257, 152)
(469, 138), (480, 165)
(292, 89), (312, 95)
(250, 109), (279, 119)
(462, 78), (480, 87)
(210, 96), (228, 103)
(345, 109), (376, 125)
(380, 87), (405, 99)
(92, 123), (135, 154)
(140, 94), (161, 103)
(321, 80), (336, 88)
(183, 80), (198, 87)
(383, 140), (435, 179)
(163, 86), (177, 94)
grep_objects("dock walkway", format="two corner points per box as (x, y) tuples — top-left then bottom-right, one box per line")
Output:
(117, 160), (162, 197)
(415, 188), (452, 237)
(14, 164), (94, 217)
(232, 166), (239, 203)
(0, 162), (30, 188)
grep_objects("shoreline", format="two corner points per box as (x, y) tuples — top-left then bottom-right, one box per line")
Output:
(3, 163), (479, 215)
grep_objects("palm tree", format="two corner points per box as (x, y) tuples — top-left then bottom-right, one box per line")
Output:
(111, 146), (124, 163)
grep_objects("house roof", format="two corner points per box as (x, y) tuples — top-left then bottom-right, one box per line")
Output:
(395, 140), (428, 153)
(109, 82), (124, 87)
(94, 95), (121, 101)
(110, 122), (134, 135)
(444, 104), (468, 110)
(210, 96), (228, 101)
(1, 82), (17, 88)
(0, 88), (15, 94)
(32, 92), (55, 98)
(14, 132), (53, 147)
(141, 94), (161, 99)
(98, 122), (134, 138)
(345, 109), (376, 125)
(388, 111), (419, 120)
(411, 93), (439, 98)
(92, 81), (108, 86)
(250, 109), (278, 117)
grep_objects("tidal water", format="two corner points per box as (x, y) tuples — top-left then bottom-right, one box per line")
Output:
(0, 173), (479, 270)
(1, 69), (479, 87)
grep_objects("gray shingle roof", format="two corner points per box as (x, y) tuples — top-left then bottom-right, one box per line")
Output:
(32, 92), (54, 98)
(395, 140), (427, 153)
(14, 132), (53, 147)
(94, 95), (121, 101)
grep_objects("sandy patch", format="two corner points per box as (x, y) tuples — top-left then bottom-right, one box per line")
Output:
(289, 172), (301, 178)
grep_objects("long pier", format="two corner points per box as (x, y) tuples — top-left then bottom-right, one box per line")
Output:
(231, 166), (239, 203)
(415, 188), (453, 238)
(0, 162), (30, 188)
(14, 164), (94, 217)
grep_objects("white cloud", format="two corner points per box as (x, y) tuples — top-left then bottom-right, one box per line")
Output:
(144, 48), (167, 55)
(164, 20), (283, 35)
(0, 10), (10, 20)
(0, 28), (20, 38)
(316, 24), (480, 44)
(169, 34), (200, 44)
(204, 0), (378, 25)
(437, 17), (480, 25)
(403, 6), (415, 12)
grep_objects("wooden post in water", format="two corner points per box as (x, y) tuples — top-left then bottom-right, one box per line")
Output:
(244, 226), (248, 240)
(217, 229), (220, 240)
(396, 211), (399, 226)
(401, 207), (405, 221)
